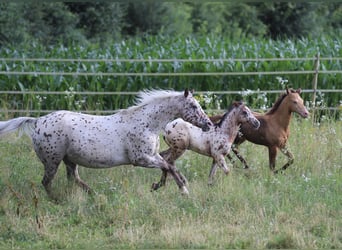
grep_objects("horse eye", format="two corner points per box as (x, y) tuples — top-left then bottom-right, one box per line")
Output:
(242, 111), (248, 115)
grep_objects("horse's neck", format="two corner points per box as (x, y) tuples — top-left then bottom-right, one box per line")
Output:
(220, 111), (241, 141)
(140, 100), (181, 131)
(268, 100), (292, 129)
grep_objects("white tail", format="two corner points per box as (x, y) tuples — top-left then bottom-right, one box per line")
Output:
(0, 117), (36, 137)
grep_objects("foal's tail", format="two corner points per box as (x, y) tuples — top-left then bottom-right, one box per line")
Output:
(0, 117), (36, 137)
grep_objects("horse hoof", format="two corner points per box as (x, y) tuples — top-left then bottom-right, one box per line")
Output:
(180, 186), (189, 195)
(151, 182), (159, 191)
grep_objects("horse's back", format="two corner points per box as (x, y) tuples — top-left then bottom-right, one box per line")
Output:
(31, 110), (132, 168)
(164, 118), (191, 146)
(238, 114), (285, 147)
(164, 118), (200, 138)
(164, 118), (211, 155)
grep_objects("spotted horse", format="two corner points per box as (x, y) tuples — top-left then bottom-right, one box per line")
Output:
(0, 89), (212, 197)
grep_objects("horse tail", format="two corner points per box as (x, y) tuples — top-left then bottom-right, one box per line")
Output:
(0, 117), (36, 138)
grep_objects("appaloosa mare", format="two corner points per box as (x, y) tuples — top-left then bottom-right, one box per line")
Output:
(0, 89), (213, 196)
(210, 87), (309, 173)
(154, 101), (260, 188)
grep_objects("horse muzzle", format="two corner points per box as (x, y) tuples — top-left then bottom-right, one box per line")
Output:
(201, 120), (213, 132)
(301, 110), (310, 118)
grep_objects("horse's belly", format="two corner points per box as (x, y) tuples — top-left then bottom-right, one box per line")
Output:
(66, 144), (129, 168)
(189, 135), (211, 156)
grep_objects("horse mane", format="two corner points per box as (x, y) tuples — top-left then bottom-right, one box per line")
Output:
(216, 101), (243, 128)
(133, 89), (182, 107)
(266, 88), (296, 115)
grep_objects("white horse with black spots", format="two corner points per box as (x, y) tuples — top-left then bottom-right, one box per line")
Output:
(0, 89), (212, 197)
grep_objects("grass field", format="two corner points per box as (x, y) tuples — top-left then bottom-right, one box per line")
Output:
(0, 117), (341, 249)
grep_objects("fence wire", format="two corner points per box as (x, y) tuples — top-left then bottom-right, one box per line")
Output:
(0, 56), (341, 115)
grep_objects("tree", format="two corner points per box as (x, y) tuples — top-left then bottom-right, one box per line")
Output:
(0, 3), (83, 46)
(66, 3), (125, 44)
(257, 3), (326, 39)
(190, 3), (266, 38)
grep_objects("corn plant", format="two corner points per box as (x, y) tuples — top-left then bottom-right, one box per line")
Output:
(0, 35), (341, 116)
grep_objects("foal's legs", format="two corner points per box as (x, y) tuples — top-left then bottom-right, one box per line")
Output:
(231, 146), (250, 169)
(208, 154), (230, 185)
(268, 146), (278, 172)
(275, 146), (294, 173)
(226, 143), (250, 169)
(208, 160), (218, 185)
(63, 157), (92, 193)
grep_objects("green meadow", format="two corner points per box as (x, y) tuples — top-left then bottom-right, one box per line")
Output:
(0, 34), (341, 249)
(0, 117), (340, 249)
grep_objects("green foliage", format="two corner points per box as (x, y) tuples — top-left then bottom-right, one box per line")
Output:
(0, 3), (85, 46)
(190, 3), (266, 37)
(0, 3), (341, 46)
(66, 3), (124, 44)
(0, 35), (341, 118)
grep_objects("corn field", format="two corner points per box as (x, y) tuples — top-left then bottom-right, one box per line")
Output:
(0, 35), (341, 117)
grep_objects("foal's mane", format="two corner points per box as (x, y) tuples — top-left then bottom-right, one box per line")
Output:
(266, 88), (297, 115)
(133, 89), (183, 107)
(216, 101), (243, 128)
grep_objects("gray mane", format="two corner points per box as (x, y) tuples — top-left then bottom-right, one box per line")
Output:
(134, 89), (183, 107)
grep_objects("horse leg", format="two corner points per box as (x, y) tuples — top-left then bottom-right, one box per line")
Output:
(152, 148), (172, 191)
(153, 147), (187, 191)
(275, 146), (294, 173)
(41, 162), (60, 197)
(268, 146), (278, 173)
(64, 157), (92, 193)
(232, 146), (250, 169)
(151, 169), (168, 191)
(208, 160), (218, 185)
(208, 155), (230, 185)
(134, 153), (189, 195)
(226, 153), (235, 165)
(160, 161), (189, 194)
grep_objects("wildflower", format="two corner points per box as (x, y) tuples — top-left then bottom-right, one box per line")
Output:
(302, 174), (310, 182)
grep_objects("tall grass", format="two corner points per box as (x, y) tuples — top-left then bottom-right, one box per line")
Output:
(0, 35), (341, 116)
(0, 117), (341, 249)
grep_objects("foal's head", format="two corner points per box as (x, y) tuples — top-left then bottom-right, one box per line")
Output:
(180, 89), (213, 132)
(219, 101), (260, 129)
(285, 88), (309, 118)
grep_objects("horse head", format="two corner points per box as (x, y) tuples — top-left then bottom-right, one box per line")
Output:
(218, 101), (260, 129)
(286, 87), (309, 118)
(182, 89), (212, 132)
(234, 101), (260, 129)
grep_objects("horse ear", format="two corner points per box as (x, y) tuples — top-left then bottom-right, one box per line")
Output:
(296, 88), (302, 94)
(184, 88), (189, 98)
(233, 101), (240, 107)
(184, 88), (194, 98)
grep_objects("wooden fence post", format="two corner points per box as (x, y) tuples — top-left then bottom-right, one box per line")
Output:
(311, 53), (320, 123)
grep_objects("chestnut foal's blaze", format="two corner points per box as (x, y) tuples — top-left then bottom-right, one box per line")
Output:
(211, 87), (309, 173)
